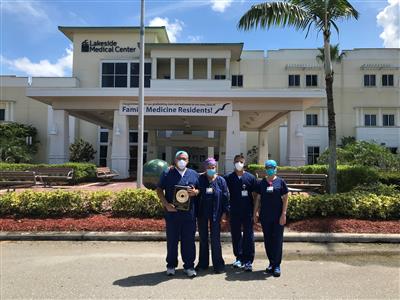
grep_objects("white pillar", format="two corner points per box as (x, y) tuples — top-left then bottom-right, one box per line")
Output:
(170, 58), (175, 80)
(48, 109), (69, 164)
(111, 110), (130, 179)
(207, 58), (212, 80)
(355, 108), (360, 127)
(5, 102), (10, 121)
(257, 130), (269, 165)
(287, 111), (306, 166)
(106, 131), (112, 168)
(360, 108), (364, 127)
(397, 108), (400, 127)
(225, 111), (241, 173)
(189, 58), (193, 80)
(378, 108), (382, 127)
(225, 58), (230, 79)
(151, 57), (157, 80)
(208, 131), (214, 158)
(68, 116), (76, 144)
(319, 108), (324, 127)
(147, 130), (157, 161)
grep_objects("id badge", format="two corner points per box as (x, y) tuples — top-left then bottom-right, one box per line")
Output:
(206, 187), (213, 194)
(267, 186), (274, 193)
(241, 190), (248, 197)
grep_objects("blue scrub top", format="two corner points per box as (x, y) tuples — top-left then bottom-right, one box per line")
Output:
(224, 171), (257, 217)
(157, 167), (199, 213)
(197, 174), (229, 221)
(255, 176), (288, 222)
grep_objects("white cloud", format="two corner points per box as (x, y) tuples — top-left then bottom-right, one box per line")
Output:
(210, 0), (233, 13)
(377, 0), (400, 48)
(2, 0), (49, 22)
(188, 35), (203, 43)
(149, 17), (184, 43)
(2, 46), (73, 77)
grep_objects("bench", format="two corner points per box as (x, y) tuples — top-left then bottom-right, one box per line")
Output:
(0, 171), (37, 191)
(280, 173), (328, 194)
(31, 167), (74, 186)
(96, 167), (119, 181)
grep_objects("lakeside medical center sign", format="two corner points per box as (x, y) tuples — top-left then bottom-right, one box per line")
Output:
(119, 101), (233, 117)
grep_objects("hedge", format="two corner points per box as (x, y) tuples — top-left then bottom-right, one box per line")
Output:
(0, 186), (398, 220)
(0, 162), (97, 182)
(246, 164), (397, 193)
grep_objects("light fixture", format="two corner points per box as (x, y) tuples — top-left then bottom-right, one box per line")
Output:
(49, 125), (57, 135)
(295, 125), (304, 137)
(115, 125), (121, 136)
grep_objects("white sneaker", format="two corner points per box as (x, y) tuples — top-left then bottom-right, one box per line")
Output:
(184, 268), (197, 278)
(166, 267), (175, 276)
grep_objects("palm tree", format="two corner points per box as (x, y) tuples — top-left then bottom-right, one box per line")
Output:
(316, 44), (346, 64)
(238, 0), (359, 194)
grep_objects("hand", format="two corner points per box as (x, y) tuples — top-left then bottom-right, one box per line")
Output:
(253, 214), (259, 225)
(187, 186), (198, 197)
(165, 203), (177, 212)
(221, 213), (229, 222)
(279, 213), (286, 226)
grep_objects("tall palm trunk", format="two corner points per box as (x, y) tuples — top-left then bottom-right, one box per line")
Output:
(323, 23), (337, 193)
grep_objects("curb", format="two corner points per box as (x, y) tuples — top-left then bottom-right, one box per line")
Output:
(1, 231), (399, 243)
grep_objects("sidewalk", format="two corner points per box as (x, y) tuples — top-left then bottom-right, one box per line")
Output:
(1, 231), (399, 243)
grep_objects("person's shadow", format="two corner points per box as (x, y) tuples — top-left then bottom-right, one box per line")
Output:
(224, 267), (272, 281)
(113, 270), (194, 287)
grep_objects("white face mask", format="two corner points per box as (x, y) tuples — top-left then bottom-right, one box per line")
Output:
(234, 162), (244, 171)
(176, 159), (187, 170)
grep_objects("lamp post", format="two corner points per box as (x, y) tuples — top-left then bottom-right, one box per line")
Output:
(137, 0), (145, 188)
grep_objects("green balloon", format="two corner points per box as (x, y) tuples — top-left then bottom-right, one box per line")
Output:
(143, 159), (169, 189)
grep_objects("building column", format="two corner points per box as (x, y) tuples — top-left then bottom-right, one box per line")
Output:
(48, 109), (69, 164)
(359, 108), (364, 127)
(355, 108), (360, 127)
(147, 130), (157, 161)
(151, 57), (157, 80)
(397, 108), (400, 127)
(106, 132), (112, 168)
(111, 110), (130, 179)
(224, 111), (240, 173)
(170, 58), (175, 80)
(287, 111), (306, 166)
(218, 130), (226, 174)
(189, 58), (194, 80)
(225, 58), (230, 79)
(257, 130), (269, 165)
(207, 58), (212, 80)
(68, 116), (77, 144)
(208, 131), (214, 158)
(378, 108), (382, 127)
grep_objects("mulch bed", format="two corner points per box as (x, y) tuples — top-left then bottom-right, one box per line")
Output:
(1, 214), (399, 233)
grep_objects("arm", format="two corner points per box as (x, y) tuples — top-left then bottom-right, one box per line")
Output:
(156, 187), (177, 212)
(279, 179), (289, 225)
(253, 193), (260, 224)
(221, 179), (230, 215)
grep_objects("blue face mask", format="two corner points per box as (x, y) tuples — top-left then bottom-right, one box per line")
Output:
(266, 169), (276, 176)
(207, 169), (217, 177)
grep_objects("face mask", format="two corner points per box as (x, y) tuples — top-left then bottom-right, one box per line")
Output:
(234, 162), (244, 171)
(177, 160), (187, 170)
(206, 169), (217, 177)
(266, 169), (276, 176)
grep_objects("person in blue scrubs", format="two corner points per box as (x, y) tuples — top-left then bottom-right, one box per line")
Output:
(224, 154), (257, 272)
(196, 157), (229, 274)
(254, 160), (289, 277)
(156, 150), (200, 278)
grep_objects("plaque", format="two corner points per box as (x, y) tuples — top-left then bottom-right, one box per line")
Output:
(173, 185), (191, 211)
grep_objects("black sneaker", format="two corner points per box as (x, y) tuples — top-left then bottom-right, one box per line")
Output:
(273, 266), (281, 277)
(265, 264), (274, 274)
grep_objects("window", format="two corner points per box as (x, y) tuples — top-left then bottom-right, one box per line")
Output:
(306, 74), (318, 87)
(231, 75), (243, 87)
(288, 74), (300, 87)
(364, 114), (377, 126)
(99, 145), (108, 167)
(382, 74), (394, 87)
(383, 114), (395, 127)
(307, 146), (320, 165)
(101, 62), (128, 88)
(130, 62), (151, 88)
(364, 74), (376, 87)
(100, 131), (108, 143)
(0, 109), (5, 121)
(306, 114), (318, 126)
(214, 75), (226, 80)
(129, 131), (148, 143)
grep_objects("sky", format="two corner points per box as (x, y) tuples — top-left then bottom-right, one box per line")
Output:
(0, 0), (399, 77)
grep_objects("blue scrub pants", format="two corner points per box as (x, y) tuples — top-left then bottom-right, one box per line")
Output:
(230, 214), (255, 264)
(197, 216), (225, 271)
(261, 220), (284, 267)
(165, 211), (196, 270)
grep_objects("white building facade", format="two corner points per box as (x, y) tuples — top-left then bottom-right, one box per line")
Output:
(0, 26), (399, 178)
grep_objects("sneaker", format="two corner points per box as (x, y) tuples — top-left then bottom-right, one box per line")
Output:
(273, 266), (281, 277)
(243, 262), (253, 272)
(195, 264), (208, 272)
(166, 267), (175, 276)
(265, 264), (273, 274)
(232, 260), (243, 268)
(184, 268), (197, 278)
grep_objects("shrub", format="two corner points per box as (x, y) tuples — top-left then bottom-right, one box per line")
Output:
(0, 122), (39, 163)
(69, 138), (97, 163)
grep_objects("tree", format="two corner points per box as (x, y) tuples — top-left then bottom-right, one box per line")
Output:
(69, 138), (96, 162)
(238, 0), (359, 193)
(316, 43), (346, 63)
